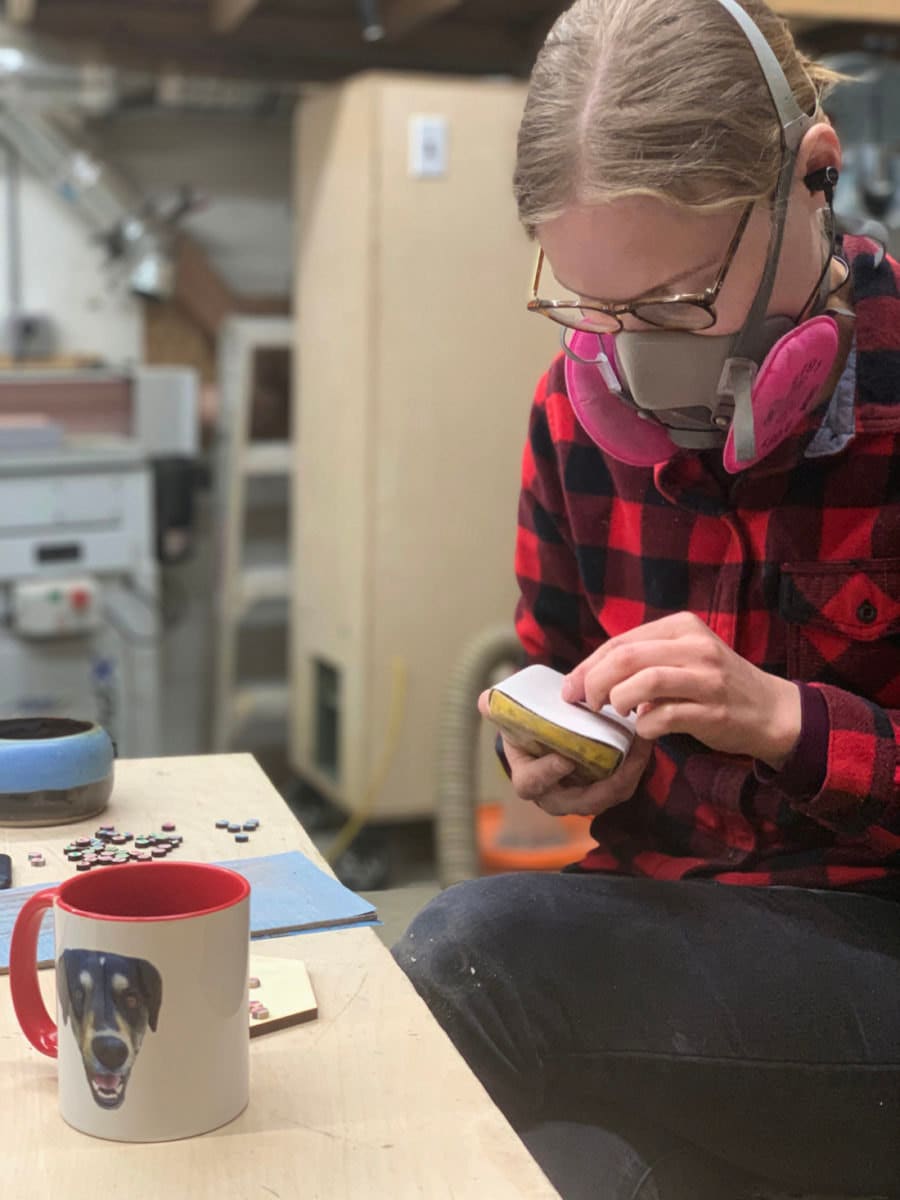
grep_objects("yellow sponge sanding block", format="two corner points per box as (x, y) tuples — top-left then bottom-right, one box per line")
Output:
(488, 664), (636, 782)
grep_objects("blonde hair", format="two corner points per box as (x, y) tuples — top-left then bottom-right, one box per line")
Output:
(514, 0), (845, 235)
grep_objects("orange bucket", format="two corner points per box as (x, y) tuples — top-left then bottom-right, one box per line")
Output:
(476, 802), (596, 874)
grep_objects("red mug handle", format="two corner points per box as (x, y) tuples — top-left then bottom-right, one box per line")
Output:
(9, 887), (59, 1057)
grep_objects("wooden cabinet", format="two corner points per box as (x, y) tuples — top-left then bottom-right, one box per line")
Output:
(777, 1), (900, 21)
(290, 73), (556, 820)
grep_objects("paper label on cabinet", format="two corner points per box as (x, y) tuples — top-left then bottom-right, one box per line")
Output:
(408, 114), (449, 179)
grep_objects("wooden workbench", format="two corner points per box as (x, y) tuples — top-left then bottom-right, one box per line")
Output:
(1, 754), (558, 1199)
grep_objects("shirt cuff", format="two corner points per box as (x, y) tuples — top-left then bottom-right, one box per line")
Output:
(753, 683), (829, 799)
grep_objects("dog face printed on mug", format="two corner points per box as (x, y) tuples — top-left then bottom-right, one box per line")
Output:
(57, 950), (163, 1110)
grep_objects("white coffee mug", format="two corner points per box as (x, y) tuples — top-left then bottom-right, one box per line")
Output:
(10, 860), (250, 1142)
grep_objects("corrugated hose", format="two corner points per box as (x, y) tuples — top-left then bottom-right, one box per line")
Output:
(435, 625), (521, 889)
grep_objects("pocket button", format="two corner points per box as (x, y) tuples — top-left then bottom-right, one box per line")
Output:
(856, 599), (878, 625)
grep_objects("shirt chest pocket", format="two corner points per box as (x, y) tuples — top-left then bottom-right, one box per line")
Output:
(778, 559), (900, 706)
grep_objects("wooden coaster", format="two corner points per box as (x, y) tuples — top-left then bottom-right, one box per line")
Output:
(247, 955), (318, 1037)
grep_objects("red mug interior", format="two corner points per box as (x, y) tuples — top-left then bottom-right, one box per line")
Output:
(56, 861), (249, 922)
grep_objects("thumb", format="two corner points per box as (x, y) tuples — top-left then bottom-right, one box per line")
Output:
(622, 734), (654, 775)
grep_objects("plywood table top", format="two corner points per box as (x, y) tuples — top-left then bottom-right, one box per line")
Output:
(1, 753), (557, 1198)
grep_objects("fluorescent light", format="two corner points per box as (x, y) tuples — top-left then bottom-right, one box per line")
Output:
(0, 48), (25, 73)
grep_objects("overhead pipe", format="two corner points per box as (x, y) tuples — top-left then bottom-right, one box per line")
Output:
(3, 140), (23, 356)
(357, 0), (385, 42)
(0, 103), (175, 298)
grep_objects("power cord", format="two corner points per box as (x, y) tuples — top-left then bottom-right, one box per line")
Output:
(326, 657), (408, 866)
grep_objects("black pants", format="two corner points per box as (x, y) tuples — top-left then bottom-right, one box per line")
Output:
(392, 874), (900, 1199)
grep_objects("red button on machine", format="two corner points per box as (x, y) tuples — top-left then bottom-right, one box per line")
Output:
(70, 588), (91, 611)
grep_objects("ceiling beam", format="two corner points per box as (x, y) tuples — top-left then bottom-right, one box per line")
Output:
(6, 0), (37, 25)
(792, 20), (900, 58)
(210, 0), (262, 35)
(29, 7), (531, 80)
(172, 234), (237, 340)
(31, 5), (513, 55)
(384, 0), (464, 40)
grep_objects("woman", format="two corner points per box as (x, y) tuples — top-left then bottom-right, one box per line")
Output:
(395, 1), (900, 1197)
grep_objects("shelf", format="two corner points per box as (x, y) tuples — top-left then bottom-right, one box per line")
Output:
(237, 565), (291, 614)
(230, 683), (290, 733)
(243, 442), (294, 476)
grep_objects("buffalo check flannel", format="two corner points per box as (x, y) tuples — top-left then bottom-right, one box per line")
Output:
(512, 237), (900, 894)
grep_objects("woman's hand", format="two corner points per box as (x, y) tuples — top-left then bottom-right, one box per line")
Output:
(562, 612), (801, 770)
(477, 690), (653, 817)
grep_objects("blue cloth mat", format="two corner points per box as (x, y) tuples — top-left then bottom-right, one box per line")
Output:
(0, 851), (378, 972)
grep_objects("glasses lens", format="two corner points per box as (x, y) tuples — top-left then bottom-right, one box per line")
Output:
(539, 305), (622, 333)
(531, 254), (622, 333)
(632, 301), (716, 331)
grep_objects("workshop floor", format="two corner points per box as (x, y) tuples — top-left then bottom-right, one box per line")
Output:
(300, 809), (442, 948)
(364, 881), (442, 947)
(360, 818), (442, 946)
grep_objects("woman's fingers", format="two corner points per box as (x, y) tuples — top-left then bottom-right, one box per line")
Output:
(505, 739), (577, 800)
(563, 614), (707, 701)
(581, 639), (714, 712)
(607, 666), (712, 717)
(532, 736), (654, 817)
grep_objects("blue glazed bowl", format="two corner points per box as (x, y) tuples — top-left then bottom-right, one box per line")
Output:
(0, 718), (115, 827)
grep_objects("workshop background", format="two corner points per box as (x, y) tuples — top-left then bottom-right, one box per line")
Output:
(0, 0), (897, 908)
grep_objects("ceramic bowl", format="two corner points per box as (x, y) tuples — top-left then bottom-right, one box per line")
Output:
(0, 718), (115, 827)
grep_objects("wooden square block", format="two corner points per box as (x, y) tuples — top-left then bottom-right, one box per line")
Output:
(247, 955), (318, 1037)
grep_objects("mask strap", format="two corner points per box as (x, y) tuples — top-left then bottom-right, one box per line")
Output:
(723, 141), (803, 464)
(714, 0), (811, 136)
(712, 0), (815, 465)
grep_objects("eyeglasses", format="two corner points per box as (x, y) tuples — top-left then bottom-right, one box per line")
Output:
(527, 202), (755, 333)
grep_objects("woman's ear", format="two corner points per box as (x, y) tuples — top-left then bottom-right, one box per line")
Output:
(796, 122), (842, 207)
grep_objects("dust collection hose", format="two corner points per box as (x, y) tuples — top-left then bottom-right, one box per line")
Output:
(435, 626), (521, 889)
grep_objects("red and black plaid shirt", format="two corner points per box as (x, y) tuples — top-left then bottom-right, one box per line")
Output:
(513, 237), (900, 894)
